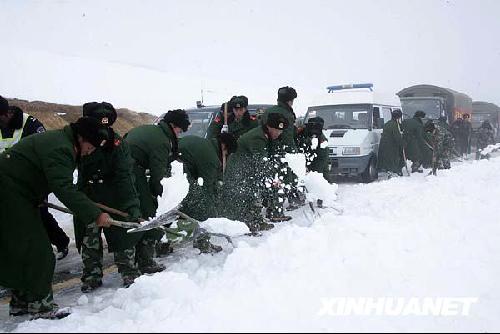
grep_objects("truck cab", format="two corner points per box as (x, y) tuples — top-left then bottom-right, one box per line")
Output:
(304, 84), (399, 182)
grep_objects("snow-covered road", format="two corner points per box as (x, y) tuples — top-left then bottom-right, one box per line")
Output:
(4, 157), (500, 332)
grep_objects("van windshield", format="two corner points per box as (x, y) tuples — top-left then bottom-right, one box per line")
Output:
(307, 104), (371, 129)
(182, 111), (214, 138)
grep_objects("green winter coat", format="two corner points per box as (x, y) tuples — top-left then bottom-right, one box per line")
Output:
(402, 117), (428, 163)
(377, 120), (405, 173)
(74, 132), (144, 252)
(178, 136), (222, 221)
(221, 125), (279, 223)
(0, 126), (101, 298)
(125, 121), (178, 219)
(206, 112), (258, 140)
(262, 101), (297, 152)
(297, 130), (330, 179)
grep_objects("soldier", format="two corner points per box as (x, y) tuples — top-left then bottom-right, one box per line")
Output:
(296, 117), (330, 180)
(451, 114), (472, 158)
(165, 133), (238, 253)
(75, 102), (145, 292)
(476, 120), (495, 159)
(263, 86), (302, 214)
(221, 112), (289, 231)
(0, 97), (70, 259)
(125, 109), (190, 271)
(436, 118), (455, 169)
(206, 96), (258, 140)
(0, 117), (110, 319)
(402, 110), (428, 173)
(377, 109), (405, 177)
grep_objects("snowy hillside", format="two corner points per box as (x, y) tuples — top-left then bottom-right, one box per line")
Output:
(4, 156), (500, 332)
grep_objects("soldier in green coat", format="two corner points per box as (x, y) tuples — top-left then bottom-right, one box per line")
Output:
(125, 109), (189, 270)
(0, 117), (110, 319)
(377, 109), (405, 177)
(296, 117), (330, 180)
(164, 133), (237, 253)
(262, 86), (302, 213)
(206, 96), (258, 140)
(221, 112), (289, 231)
(74, 102), (144, 292)
(402, 111), (429, 173)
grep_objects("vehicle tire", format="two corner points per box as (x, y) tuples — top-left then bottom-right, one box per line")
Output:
(361, 157), (378, 183)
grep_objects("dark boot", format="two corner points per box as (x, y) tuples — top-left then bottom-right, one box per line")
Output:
(81, 279), (103, 293)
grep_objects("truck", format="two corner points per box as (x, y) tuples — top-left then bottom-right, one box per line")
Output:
(471, 101), (500, 143)
(304, 83), (400, 183)
(396, 84), (472, 122)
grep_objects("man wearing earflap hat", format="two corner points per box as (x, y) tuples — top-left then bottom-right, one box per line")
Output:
(402, 110), (428, 173)
(377, 109), (405, 177)
(207, 95), (258, 140)
(0, 116), (111, 319)
(221, 111), (290, 232)
(75, 101), (146, 292)
(125, 109), (190, 271)
(296, 116), (330, 180)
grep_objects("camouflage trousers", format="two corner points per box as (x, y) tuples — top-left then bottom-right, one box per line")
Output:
(135, 231), (161, 269)
(81, 222), (140, 284)
(10, 289), (55, 315)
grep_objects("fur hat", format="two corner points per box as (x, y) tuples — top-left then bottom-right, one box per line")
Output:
(82, 101), (118, 126)
(71, 117), (109, 148)
(162, 109), (190, 132)
(277, 86), (298, 103)
(266, 112), (289, 130)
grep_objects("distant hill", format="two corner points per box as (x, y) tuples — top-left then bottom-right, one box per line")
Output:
(6, 98), (156, 136)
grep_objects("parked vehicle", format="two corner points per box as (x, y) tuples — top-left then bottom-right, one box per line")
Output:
(471, 101), (500, 143)
(304, 84), (400, 182)
(155, 103), (273, 138)
(397, 84), (472, 122)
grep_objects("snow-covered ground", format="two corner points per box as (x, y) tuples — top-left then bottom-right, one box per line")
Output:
(3, 156), (500, 332)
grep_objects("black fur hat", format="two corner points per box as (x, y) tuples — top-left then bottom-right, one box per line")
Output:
(277, 86), (298, 103)
(82, 101), (118, 126)
(162, 109), (191, 132)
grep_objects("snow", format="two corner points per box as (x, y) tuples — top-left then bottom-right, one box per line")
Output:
(5, 156), (500, 332)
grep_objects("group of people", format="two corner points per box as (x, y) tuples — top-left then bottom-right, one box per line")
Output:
(0, 87), (329, 320)
(377, 109), (496, 177)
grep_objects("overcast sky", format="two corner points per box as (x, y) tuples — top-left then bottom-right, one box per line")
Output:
(1, 0), (499, 115)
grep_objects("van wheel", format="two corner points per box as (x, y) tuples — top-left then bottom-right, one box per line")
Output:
(361, 157), (378, 183)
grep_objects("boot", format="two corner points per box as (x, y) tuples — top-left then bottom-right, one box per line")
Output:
(193, 236), (223, 254)
(81, 279), (103, 293)
(156, 241), (174, 257)
(122, 275), (138, 288)
(140, 262), (166, 275)
(30, 307), (71, 320)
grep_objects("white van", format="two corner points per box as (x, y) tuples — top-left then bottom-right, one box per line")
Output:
(304, 84), (400, 182)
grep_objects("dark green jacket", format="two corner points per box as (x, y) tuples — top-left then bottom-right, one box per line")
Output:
(402, 117), (428, 163)
(297, 130), (330, 179)
(75, 132), (143, 252)
(125, 121), (177, 218)
(178, 136), (222, 221)
(263, 101), (297, 152)
(0, 126), (101, 297)
(206, 112), (258, 140)
(221, 126), (279, 223)
(377, 120), (405, 173)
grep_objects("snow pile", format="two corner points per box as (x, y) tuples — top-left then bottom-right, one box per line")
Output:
(156, 161), (189, 214)
(480, 143), (500, 156)
(11, 157), (500, 332)
(200, 218), (249, 237)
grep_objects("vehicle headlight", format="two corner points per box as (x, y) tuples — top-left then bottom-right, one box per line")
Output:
(342, 147), (361, 155)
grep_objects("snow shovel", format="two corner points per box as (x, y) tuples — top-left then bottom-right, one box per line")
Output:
(126, 205), (181, 233)
(44, 202), (141, 229)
